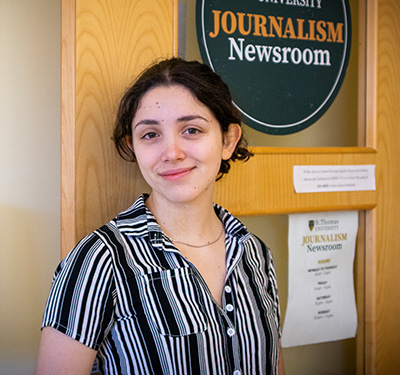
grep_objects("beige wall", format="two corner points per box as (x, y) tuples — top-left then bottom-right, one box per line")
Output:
(0, 0), (60, 373)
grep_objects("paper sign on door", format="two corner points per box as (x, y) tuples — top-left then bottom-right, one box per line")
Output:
(282, 211), (358, 347)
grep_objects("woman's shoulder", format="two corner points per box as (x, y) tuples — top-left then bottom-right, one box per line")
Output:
(69, 194), (150, 257)
(57, 229), (114, 276)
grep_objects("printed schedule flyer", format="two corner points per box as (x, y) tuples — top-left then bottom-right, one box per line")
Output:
(282, 211), (358, 347)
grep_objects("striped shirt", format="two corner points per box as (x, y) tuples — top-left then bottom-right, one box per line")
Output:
(42, 194), (281, 374)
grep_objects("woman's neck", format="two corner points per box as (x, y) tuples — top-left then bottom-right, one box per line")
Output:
(145, 193), (222, 246)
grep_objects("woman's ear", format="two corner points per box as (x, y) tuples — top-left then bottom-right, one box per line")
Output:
(222, 124), (242, 160)
(126, 135), (134, 152)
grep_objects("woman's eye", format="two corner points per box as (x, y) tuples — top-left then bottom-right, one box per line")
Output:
(142, 132), (158, 139)
(184, 128), (201, 135)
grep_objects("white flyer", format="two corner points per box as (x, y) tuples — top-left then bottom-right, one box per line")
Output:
(293, 165), (376, 193)
(282, 211), (358, 347)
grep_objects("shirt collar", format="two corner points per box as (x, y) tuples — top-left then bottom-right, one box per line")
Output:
(115, 194), (250, 250)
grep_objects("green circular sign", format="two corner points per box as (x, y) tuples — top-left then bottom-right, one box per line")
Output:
(196, 0), (352, 135)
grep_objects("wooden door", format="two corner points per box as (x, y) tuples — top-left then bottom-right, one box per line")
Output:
(61, 0), (400, 373)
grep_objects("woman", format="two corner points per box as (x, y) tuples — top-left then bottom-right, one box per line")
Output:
(35, 58), (284, 374)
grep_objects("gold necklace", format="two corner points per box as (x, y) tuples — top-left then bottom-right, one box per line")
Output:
(171, 224), (224, 248)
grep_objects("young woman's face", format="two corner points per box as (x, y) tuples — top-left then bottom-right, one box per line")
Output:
(130, 84), (239, 206)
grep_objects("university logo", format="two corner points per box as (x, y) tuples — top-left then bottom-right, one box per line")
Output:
(196, 0), (352, 135)
(309, 220), (315, 231)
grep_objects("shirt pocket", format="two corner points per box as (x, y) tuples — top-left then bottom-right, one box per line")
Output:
(136, 267), (208, 337)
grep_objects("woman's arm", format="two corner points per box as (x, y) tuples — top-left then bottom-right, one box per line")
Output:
(278, 339), (286, 375)
(35, 327), (97, 375)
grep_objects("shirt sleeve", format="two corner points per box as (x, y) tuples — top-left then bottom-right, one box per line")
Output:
(266, 246), (282, 337)
(41, 232), (115, 350)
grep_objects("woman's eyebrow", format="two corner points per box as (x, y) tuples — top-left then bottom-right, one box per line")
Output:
(134, 119), (159, 128)
(134, 115), (208, 128)
(177, 115), (209, 123)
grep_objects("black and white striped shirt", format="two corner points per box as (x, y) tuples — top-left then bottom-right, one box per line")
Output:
(42, 194), (281, 374)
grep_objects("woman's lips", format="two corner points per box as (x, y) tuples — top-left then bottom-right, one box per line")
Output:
(159, 167), (195, 180)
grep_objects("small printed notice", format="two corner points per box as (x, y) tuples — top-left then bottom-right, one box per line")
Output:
(281, 211), (358, 348)
(293, 165), (376, 193)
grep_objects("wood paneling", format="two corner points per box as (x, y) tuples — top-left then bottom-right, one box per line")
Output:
(61, 0), (177, 256)
(215, 147), (377, 216)
(61, 0), (77, 256)
(374, 0), (400, 372)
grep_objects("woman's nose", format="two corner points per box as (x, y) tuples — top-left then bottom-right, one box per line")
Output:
(161, 135), (185, 162)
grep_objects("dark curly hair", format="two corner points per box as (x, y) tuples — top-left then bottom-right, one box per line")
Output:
(113, 57), (252, 179)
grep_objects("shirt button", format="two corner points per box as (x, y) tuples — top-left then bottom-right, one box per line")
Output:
(233, 370), (241, 375)
(224, 285), (232, 293)
(226, 304), (234, 312)
(227, 328), (236, 337)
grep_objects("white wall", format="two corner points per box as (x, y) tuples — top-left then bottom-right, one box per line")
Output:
(0, 0), (61, 373)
